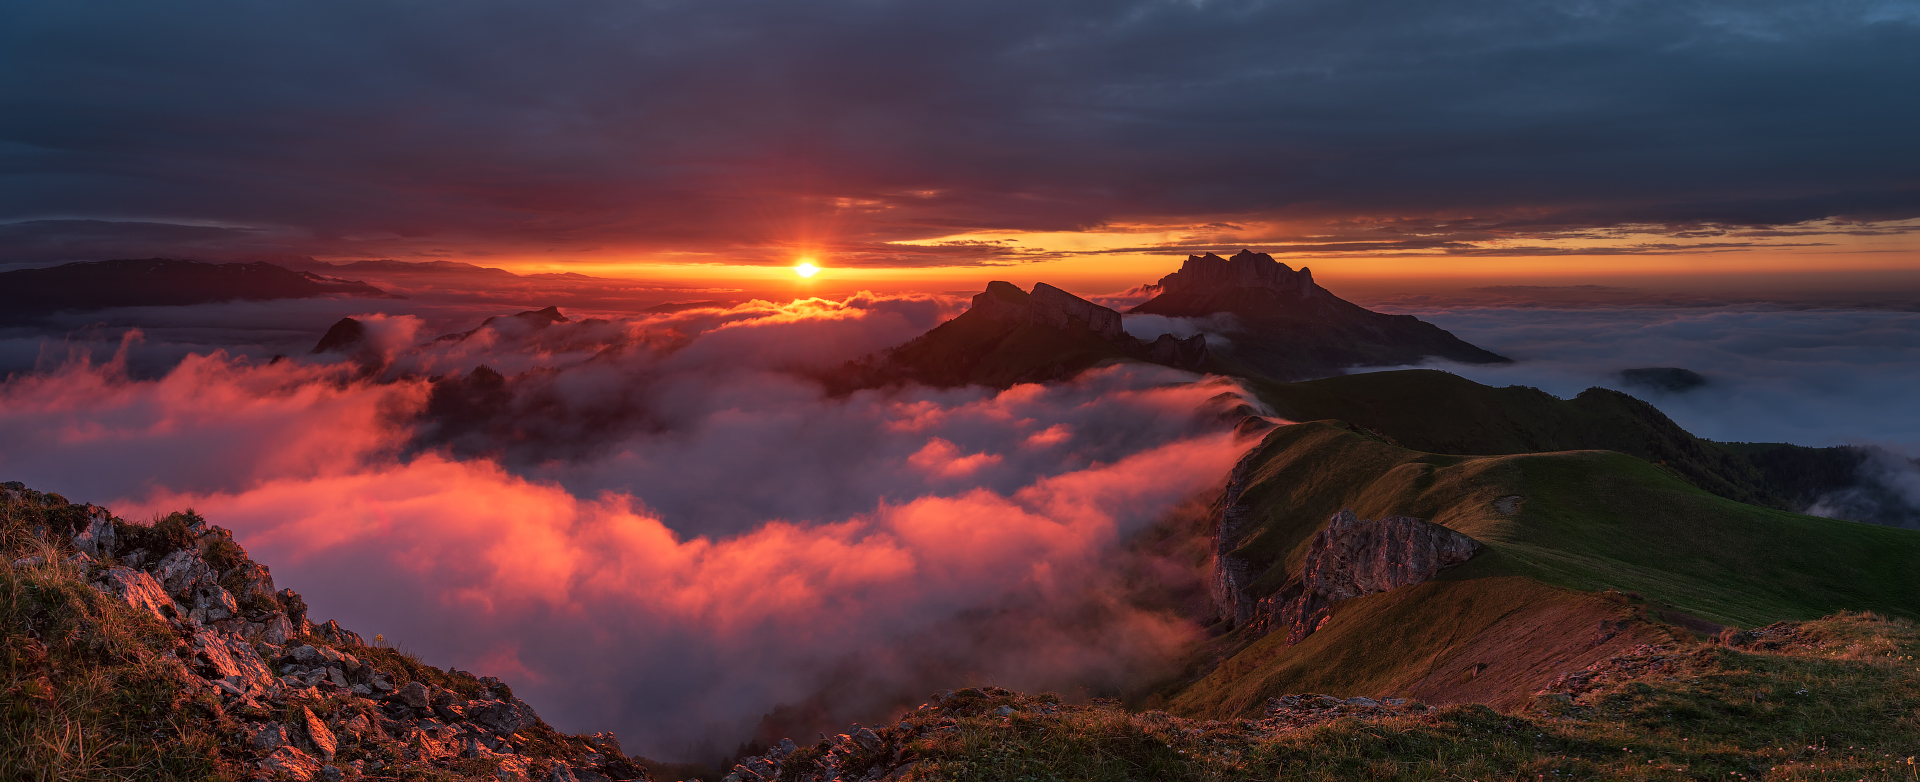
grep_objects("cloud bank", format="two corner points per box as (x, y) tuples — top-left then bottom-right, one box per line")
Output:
(1365, 304), (1920, 525)
(0, 293), (1261, 758)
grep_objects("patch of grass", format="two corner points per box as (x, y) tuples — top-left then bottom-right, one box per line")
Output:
(0, 492), (237, 781)
(900, 615), (1920, 781)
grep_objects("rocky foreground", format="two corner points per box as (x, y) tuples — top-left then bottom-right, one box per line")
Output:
(1, 482), (646, 782)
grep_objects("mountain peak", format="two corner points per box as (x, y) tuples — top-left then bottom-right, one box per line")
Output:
(967, 281), (1130, 345)
(1153, 249), (1316, 298)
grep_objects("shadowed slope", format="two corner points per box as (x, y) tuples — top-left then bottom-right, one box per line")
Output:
(1131, 251), (1508, 380)
(832, 281), (1204, 391)
(0, 259), (389, 324)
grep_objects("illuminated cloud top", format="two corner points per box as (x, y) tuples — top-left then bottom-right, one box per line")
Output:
(1, 0), (1916, 271)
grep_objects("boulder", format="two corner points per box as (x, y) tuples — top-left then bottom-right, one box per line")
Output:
(93, 567), (184, 623)
(191, 628), (278, 694)
(71, 513), (117, 558)
(302, 706), (337, 760)
(187, 581), (241, 623)
(395, 681), (432, 710)
(153, 548), (216, 601)
(260, 745), (321, 781)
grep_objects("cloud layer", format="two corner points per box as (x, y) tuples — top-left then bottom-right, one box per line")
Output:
(0, 293), (1260, 758)
(1366, 304), (1920, 525)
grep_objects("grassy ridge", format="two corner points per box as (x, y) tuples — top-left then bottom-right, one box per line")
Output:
(1161, 421), (1920, 720)
(1222, 421), (1920, 626)
(1243, 369), (1785, 509)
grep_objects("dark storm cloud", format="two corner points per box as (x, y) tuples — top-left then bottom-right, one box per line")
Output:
(2, 0), (1917, 263)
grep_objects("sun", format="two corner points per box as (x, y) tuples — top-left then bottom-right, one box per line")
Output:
(793, 261), (820, 278)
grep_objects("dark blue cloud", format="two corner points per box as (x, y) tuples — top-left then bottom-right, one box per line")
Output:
(1, 0), (1916, 263)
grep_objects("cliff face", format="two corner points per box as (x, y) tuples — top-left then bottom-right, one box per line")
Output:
(1259, 510), (1482, 644)
(1209, 453), (1482, 645)
(966, 281), (1132, 347)
(1, 482), (649, 782)
(1150, 249), (1319, 300)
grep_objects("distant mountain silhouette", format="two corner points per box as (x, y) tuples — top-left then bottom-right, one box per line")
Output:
(831, 281), (1205, 390)
(0, 258), (390, 324)
(431, 305), (571, 342)
(1131, 250), (1508, 380)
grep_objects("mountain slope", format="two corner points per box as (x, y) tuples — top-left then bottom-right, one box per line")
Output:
(0, 481), (657, 782)
(1243, 369), (1787, 509)
(1161, 421), (1920, 719)
(1131, 250), (1508, 380)
(832, 280), (1205, 390)
(0, 259), (390, 324)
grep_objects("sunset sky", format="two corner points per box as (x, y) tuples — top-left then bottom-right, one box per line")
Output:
(4, 0), (1918, 294)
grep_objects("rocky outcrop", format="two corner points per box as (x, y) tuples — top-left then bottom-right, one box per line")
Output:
(1151, 250), (1319, 299)
(1259, 511), (1482, 644)
(1148, 333), (1209, 370)
(2, 481), (649, 782)
(1210, 448), (1270, 630)
(967, 281), (1131, 346)
(1129, 250), (1509, 380)
(1210, 459), (1483, 644)
(311, 317), (368, 354)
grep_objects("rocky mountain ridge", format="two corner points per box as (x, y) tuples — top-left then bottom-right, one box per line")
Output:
(1131, 250), (1510, 380)
(2, 481), (650, 782)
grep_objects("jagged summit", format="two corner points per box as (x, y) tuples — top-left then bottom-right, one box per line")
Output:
(434, 305), (571, 343)
(1152, 249), (1319, 299)
(1128, 250), (1508, 380)
(967, 281), (1133, 347)
(830, 281), (1205, 391)
(311, 317), (368, 354)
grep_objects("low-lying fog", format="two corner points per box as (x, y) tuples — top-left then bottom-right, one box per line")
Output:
(3, 289), (1917, 759)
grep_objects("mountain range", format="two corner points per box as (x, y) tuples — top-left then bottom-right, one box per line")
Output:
(0, 258), (390, 324)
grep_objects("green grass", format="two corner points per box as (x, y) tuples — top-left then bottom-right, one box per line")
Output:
(1243, 369), (1785, 509)
(1221, 421), (1920, 627)
(890, 613), (1920, 781)
(1160, 421), (1920, 720)
(0, 493), (237, 781)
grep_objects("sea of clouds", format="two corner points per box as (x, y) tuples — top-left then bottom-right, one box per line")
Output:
(0, 292), (1260, 759)
(1366, 304), (1920, 526)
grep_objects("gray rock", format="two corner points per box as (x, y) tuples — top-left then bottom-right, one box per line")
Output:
(94, 567), (184, 622)
(188, 582), (241, 623)
(396, 681), (431, 709)
(153, 548), (216, 601)
(260, 745), (321, 781)
(302, 706), (337, 760)
(251, 722), (290, 751)
(72, 513), (116, 558)
(1267, 510), (1481, 645)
